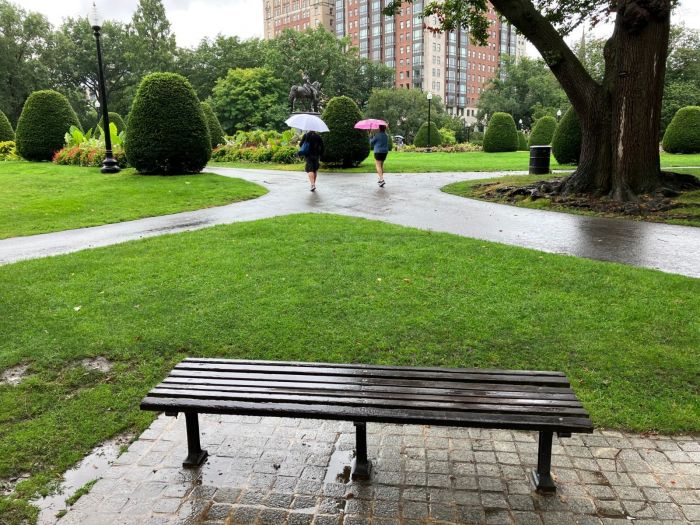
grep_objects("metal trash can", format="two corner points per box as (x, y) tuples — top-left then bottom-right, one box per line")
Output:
(529, 145), (551, 175)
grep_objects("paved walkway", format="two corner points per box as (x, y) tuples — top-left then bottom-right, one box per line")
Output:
(1, 168), (699, 277)
(56, 414), (700, 525)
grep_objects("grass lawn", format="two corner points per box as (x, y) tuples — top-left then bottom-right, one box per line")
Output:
(1, 214), (698, 521)
(443, 168), (700, 227)
(211, 150), (700, 173)
(0, 162), (267, 239)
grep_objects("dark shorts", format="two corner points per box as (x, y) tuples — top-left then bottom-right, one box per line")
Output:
(374, 152), (388, 162)
(305, 156), (320, 173)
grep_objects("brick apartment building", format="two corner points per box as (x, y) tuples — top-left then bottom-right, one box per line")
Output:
(263, 0), (525, 124)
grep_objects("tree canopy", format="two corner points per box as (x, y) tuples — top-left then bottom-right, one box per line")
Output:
(477, 56), (569, 130)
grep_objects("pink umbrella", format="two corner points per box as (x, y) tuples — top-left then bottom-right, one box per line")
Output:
(354, 119), (388, 130)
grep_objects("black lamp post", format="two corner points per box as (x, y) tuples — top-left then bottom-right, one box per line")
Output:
(89, 2), (120, 173)
(427, 91), (433, 151)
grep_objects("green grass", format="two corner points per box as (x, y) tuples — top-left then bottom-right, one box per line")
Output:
(443, 168), (700, 227)
(0, 214), (698, 521)
(0, 162), (267, 239)
(211, 150), (700, 173)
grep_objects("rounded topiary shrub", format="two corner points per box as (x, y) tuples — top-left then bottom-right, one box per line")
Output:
(98, 112), (127, 133)
(483, 113), (518, 152)
(517, 131), (528, 151)
(552, 107), (582, 164)
(662, 106), (700, 154)
(0, 110), (14, 142)
(15, 90), (81, 161)
(414, 122), (443, 148)
(125, 73), (211, 174)
(321, 96), (369, 167)
(529, 116), (557, 147)
(201, 102), (226, 148)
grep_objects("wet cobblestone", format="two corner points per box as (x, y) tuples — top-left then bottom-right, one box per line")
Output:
(57, 414), (700, 524)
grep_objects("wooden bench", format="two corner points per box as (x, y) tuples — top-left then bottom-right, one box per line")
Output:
(141, 358), (593, 493)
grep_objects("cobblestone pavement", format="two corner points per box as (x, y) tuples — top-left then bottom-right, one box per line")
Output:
(57, 415), (700, 525)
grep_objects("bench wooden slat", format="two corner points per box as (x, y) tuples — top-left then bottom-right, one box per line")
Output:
(149, 387), (590, 417)
(182, 357), (567, 377)
(174, 361), (570, 386)
(141, 396), (593, 432)
(160, 378), (582, 404)
(168, 369), (572, 393)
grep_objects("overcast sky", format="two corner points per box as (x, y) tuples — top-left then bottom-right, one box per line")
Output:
(19, 0), (700, 50)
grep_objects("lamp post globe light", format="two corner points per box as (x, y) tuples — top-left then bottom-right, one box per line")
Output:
(427, 91), (433, 151)
(519, 118), (523, 130)
(556, 109), (562, 121)
(89, 2), (120, 173)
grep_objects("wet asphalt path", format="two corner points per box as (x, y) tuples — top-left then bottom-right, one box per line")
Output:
(1, 167), (699, 278)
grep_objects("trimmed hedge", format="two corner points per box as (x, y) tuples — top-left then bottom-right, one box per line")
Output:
(529, 116), (557, 147)
(552, 107), (582, 164)
(517, 131), (528, 151)
(15, 90), (81, 161)
(414, 122), (442, 147)
(483, 113), (518, 152)
(201, 102), (226, 148)
(0, 110), (14, 142)
(125, 73), (211, 174)
(98, 112), (127, 133)
(321, 96), (369, 167)
(662, 106), (700, 154)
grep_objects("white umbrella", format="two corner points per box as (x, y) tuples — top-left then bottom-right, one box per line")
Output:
(285, 114), (329, 132)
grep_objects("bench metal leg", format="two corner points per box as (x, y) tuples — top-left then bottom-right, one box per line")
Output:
(183, 412), (208, 468)
(351, 422), (372, 480)
(531, 431), (556, 493)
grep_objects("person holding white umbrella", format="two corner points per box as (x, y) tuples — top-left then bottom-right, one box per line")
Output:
(285, 114), (328, 192)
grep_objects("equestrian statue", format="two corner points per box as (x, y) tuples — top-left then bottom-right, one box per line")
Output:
(289, 72), (322, 113)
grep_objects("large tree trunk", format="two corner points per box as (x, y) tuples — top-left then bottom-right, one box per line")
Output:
(491, 0), (672, 201)
(563, 0), (671, 200)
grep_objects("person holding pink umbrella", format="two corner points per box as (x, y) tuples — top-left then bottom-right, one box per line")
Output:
(355, 119), (389, 187)
(369, 124), (389, 187)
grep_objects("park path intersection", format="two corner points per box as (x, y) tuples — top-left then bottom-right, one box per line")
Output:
(1, 167), (699, 277)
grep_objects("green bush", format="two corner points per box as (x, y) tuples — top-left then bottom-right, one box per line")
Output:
(469, 131), (484, 146)
(15, 90), (81, 161)
(210, 144), (300, 165)
(0, 110), (14, 142)
(439, 127), (457, 146)
(97, 112), (127, 134)
(529, 116), (557, 147)
(0, 140), (19, 161)
(201, 102), (226, 148)
(552, 107), (582, 164)
(483, 113), (518, 152)
(662, 106), (700, 154)
(517, 131), (528, 151)
(414, 122), (443, 147)
(125, 73), (211, 174)
(321, 96), (369, 167)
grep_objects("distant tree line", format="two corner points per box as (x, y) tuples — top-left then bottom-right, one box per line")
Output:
(0, 0), (394, 132)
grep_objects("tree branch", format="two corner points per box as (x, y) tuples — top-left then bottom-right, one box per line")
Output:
(490, 0), (601, 110)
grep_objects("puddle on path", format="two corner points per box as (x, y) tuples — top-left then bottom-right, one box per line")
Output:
(1, 364), (29, 386)
(324, 448), (354, 485)
(32, 433), (134, 525)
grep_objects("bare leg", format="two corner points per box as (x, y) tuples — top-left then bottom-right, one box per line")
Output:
(377, 161), (384, 180)
(307, 171), (316, 190)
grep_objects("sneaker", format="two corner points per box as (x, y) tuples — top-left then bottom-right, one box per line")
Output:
(378, 179), (386, 187)
(310, 185), (316, 192)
